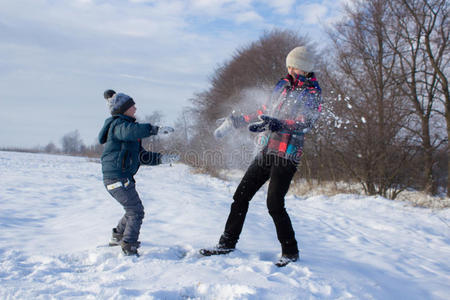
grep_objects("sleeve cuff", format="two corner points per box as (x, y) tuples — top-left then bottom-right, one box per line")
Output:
(150, 125), (159, 135)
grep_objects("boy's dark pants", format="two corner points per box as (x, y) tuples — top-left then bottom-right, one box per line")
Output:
(223, 153), (299, 255)
(104, 178), (144, 243)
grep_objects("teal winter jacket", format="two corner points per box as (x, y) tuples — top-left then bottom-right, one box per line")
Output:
(98, 114), (161, 181)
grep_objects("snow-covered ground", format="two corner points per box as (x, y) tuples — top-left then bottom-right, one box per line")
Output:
(0, 151), (449, 300)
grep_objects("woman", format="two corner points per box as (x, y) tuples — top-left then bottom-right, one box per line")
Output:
(200, 46), (323, 267)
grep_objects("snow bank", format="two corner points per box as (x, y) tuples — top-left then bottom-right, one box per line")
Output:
(0, 151), (449, 299)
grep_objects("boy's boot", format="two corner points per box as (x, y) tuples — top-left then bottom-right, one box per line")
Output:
(199, 232), (238, 256)
(121, 240), (141, 256)
(109, 228), (123, 246)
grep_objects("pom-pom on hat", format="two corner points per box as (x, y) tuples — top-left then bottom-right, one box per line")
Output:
(107, 93), (135, 115)
(286, 46), (315, 73)
(104, 89), (116, 100)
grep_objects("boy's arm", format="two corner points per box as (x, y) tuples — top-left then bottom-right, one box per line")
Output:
(113, 122), (159, 141)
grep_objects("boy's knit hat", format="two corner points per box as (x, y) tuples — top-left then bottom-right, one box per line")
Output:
(286, 46), (315, 72)
(107, 92), (135, 115)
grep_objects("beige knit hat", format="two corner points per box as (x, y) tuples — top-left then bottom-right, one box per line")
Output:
(286, 46), (315, 72)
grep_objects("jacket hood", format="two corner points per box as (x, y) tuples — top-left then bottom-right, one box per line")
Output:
(98, 114), (137, 144)
(98, 117), (117, 144)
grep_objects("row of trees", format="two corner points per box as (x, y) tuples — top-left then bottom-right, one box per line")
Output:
(2, 130), (104, 157)
(19, 0), (448, 200)
(322, 0), (448, 197)
(167, 0), (449, 199)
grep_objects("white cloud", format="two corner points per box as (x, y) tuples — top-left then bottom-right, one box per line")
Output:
(128, 0), (156, 3)
(263, 0), (296, 15)
(235, 11), (264, 24)
(77, 0), (93, 4)
(297, 3), (328, 25)
(0, 0), (342, 147)
(187, 0), (257, 24)
(190, 0), (252, 11)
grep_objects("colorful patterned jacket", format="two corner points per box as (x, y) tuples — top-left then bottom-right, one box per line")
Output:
(241, 73), (322, 164)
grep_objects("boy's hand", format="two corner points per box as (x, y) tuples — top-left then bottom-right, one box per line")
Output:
(158, 126), (174, 134)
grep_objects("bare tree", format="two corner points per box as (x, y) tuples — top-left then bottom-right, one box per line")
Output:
(164, 107), (196, 158)
(323, 0), (417, 198)
(385, 0), (448, 195)
(44, 142), (59, 154)
(83, 142), (104, 157)
(140, 111), (164, 152)
(61, 130), (85, 154)
(186, 29), (315, 172)
(390, 0), (449, 195)
(201, 29), (312, 123)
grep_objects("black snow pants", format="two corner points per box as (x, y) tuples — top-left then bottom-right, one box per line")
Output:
(223, 153), (299, 255)
(104, 178), (145, 244)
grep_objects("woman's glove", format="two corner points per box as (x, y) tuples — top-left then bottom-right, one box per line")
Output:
(214, 116), (234, 139)
(229, 115), (246, 128)
(248, 115), (283, 132)
(260, 115), (283, 132)
(248, 116), (268, 132)
(214, 111), (247, 139)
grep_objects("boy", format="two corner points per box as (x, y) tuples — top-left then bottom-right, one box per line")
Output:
(99, 91), (175, 256)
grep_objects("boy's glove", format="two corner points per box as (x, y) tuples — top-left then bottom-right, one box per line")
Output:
(158, 126), (175, 134)
(160, 153), (180, 164)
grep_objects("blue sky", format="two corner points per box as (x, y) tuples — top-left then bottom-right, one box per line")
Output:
(0, 0), (349, 148)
